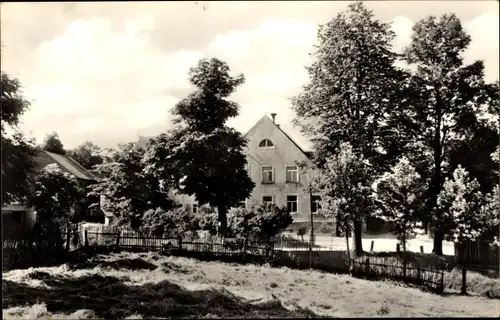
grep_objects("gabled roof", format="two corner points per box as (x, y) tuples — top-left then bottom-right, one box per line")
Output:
(42, 151), (98, 181)
(243, 115), (312, 159)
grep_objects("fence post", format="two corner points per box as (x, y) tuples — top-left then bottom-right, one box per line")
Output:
(66, 232), (70, 251)
(396, 243), (400, 253)
(178, 236), (183, 251)
(365, 258), (370, 275)
(84, 230), (88, 248)
(440, 271), (445, 294)
(370, 241), (374, 252)
(242, 238), (247, 262)
(115, 232), (120, 248)
(461, 265), (467, 295)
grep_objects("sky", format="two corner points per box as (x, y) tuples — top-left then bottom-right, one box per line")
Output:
(1, 1), (499, 150)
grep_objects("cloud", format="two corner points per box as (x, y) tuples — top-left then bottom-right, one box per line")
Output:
(1, 2), (498, 151)
(16, 16), (204, 148)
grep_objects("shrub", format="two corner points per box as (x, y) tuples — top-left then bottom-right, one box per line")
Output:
(227, 204), (293, 240)
(297, 226), (308, 242)
(142, 207), (199, 237)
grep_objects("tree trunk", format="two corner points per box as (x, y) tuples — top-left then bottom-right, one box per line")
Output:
(354, 218), (363, 255)
(217, 205), (228, 238)
(431, 86), (444, 255)
(345, 229), (351, 263)
(433, 230), (444, 255)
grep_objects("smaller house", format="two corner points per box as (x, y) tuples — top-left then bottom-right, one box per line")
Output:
(1, 150), (101, 234)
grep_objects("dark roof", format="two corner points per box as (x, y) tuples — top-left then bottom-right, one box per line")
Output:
(42, 151), (98, 181)
(244, 115), (313, 159)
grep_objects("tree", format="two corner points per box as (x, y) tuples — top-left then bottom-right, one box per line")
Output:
(28, 164), (81, 232)
(41, 132), (65, 155)
(68, 141), (103, 170)
(1, 71), (37, 206)
(88, 141), (177, 232)
(316, 142), (374, 255)
(373, 157), (425, 252)
(145, 58), (254, 237)
(401, 14), (495, 254)
(435, 166), (495, 244)
(292, 2), (405, 253)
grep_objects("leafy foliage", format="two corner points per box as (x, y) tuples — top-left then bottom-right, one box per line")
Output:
(1, 72), (37, 205)
(68, 141), (104, 170)
(88, 141), (177, 231)
(146, 57), (254, 236)
(435, 166), (494, 242)
(27, 164), (81, 232)
(292, 2), (405, 253)
(400, 13), (494, 254)
(142, 207), (198, 237)
(373, 157), (425, 250)
(195, 205), (219, 236)
(41, 132), (66, 155)
(227, 204), (293, 240)
(292, 2), (405, 173)
(316, 142), (373, 254)
(1, 71), (30, 131)
(227, 207), (261, 239)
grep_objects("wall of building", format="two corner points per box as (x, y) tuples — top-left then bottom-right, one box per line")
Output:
(244, 116), (325, 223)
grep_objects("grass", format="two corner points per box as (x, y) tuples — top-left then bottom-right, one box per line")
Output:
(3, 251), (499, 319)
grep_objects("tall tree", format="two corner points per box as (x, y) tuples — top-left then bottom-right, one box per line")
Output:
(401, 14), (494, 254)
(1, 71), (37, 205)
(316, 143), (374, 257)
(144, 58), (254, 237)
(41, 132), (66, 155)
(68, 141), (104, 170)
(292, 2), (404, 254)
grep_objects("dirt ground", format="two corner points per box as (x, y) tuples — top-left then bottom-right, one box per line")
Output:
(2, 251), (498, 319)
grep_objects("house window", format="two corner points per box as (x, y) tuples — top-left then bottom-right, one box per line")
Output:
(311, 195), (322, 214)
(192, 203), (199, 214)
(262, 165), (274, 183)
(262, 195), (274, 205)
(287, 195), (298, 214)
(286, 165), (299, 183)
(259, 139), (274, 148)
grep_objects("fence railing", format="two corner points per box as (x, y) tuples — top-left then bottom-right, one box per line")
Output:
(80, 230), (445, 293)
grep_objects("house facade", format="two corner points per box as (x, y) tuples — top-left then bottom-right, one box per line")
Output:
(242, 114), (325, 223)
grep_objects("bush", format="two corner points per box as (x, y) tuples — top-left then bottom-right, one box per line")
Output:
(297, 226), (308, 241)
(227, 204), (293, 240)
(142, 207), (199, 237)
(196, 205), (220, 236)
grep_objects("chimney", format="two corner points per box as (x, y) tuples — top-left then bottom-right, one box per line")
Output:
(271, 113), (277, 123)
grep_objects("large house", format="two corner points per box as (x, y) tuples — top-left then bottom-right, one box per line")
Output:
(179, 114), (327, 226)
(1, 150), (101, 234)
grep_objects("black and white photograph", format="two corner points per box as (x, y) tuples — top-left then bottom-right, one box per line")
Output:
(1, 1), (499, 318)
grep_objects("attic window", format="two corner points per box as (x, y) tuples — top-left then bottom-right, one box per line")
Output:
(259, 139), (274, 148)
